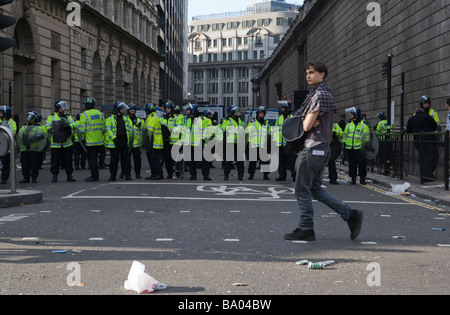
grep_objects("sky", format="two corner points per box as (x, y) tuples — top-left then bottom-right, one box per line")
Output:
(188, 0), (305, 22)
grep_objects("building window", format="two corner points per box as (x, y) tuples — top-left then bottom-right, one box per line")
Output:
(276, 18), (283, 26)
(260, 50), (265, 59)
(51, 32), (60, 51)
(255, 35), (262, 46)
(224, 97), (233, 107)
(81, 48), (87, 69)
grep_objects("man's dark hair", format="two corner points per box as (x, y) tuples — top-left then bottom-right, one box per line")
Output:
(305, 61), (328, 79)
(446, 98), (450, 106)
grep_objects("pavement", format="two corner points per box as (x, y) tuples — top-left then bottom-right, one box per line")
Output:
(341, 165), (450, 211)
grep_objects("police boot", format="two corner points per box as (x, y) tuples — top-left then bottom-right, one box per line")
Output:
(67, 175), (76, 182)
(248, 174), (254, 180)
(52, 175), (58, 183)
(20, 178), (30, 184)
(263, 173), (270, 180)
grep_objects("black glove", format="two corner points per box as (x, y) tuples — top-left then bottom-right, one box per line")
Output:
(113, 137), (120, 146)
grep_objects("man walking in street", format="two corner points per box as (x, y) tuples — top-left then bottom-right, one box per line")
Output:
(284, 61), (363, 242)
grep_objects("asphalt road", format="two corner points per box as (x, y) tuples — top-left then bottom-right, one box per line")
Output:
(0, 161), (449, 296)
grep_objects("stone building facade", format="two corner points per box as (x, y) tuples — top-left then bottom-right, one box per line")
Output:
(0, 0), (163, 125)
(188, 1), (299, 108)
(256, 0), (450, 128)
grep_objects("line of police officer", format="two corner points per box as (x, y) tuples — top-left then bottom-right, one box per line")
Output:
(0, 99), (310, 184)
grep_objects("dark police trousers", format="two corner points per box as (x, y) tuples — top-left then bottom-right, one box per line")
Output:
(109, 139), (130, 178)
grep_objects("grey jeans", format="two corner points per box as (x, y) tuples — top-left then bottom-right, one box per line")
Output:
(294, 143), (352, 230)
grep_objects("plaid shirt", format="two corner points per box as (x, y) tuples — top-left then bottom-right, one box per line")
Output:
(295, 81), (337, 117)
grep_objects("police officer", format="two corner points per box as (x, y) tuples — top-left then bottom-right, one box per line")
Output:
(221, 105), (245, 181)
(419, 96), (440, 125)
(79, 97), (105, 182)
(406, 106), (438, 183)
(375, 112), (394, 175)
(144, 103), (164, 180)
(328, 123), (343, 185)
(248, 106), (270, 180)
(160, 100), (177, 179)
(0, 106), (17, 184)
(18, 111), (46, 183)
(173, 105), (186, 178)
(105, 102), (132, 181)
(343, 107), (369, 185)
(73, 114), (87, 170)
(275, 100), (296, 182)
(127, 103), (143, 179)
(46, 100), (77, 183)
(184, 104), (211, 181)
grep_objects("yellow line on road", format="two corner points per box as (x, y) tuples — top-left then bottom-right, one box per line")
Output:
(363, 184), (448, 213)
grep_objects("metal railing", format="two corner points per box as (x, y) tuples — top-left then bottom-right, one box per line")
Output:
(372, 131), (449, 190)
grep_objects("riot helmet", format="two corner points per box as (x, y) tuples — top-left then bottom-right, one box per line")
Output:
(419, 96), (431, 108)
(27, 111), (39, 124)
(185, 103), (198, 115)
(114, 101), (129, 114)
(229, 105), (240, 116)
(55, 100), (69, 112)
(278, 100), (292, 112)
(0, 106), (12, 119)
(345, 107), (362, 119)
(377, 112), (387, 120)
(85, 97), (96, 110)
(145, 103), (157, 114)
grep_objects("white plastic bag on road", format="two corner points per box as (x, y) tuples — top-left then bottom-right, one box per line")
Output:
(388, 182), (410, 195)
(124, 261), (167, 294)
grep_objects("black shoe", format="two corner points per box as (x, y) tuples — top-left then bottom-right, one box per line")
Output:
(284, 228), (316, 241)
(248, 174), (254, 180)
(347, 210), (363, 241)
(350, 178), (357, 185)
(263, 174), (270, 180)
(20, 178), (30, 184)
(224, 175), (229, 181)
(329, 180), (339, 185)
(275, 177), (286, 182)
(52, 175), (58, 183)
(85, 177), (99, 182)
(125, 176), (132, 181)
(238, 173), (244, 181)
(136, 173), (141, 179)
(189, 175), (197, 180)
(32, 178), (37, 184)
(203, 176), (212, 181)
(67, 176), (76, 182)
(119, 172), (124, 179)
(360, 178), (366, 185)
(152, 175), (164, 180)
(108, 177), (116, 182)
